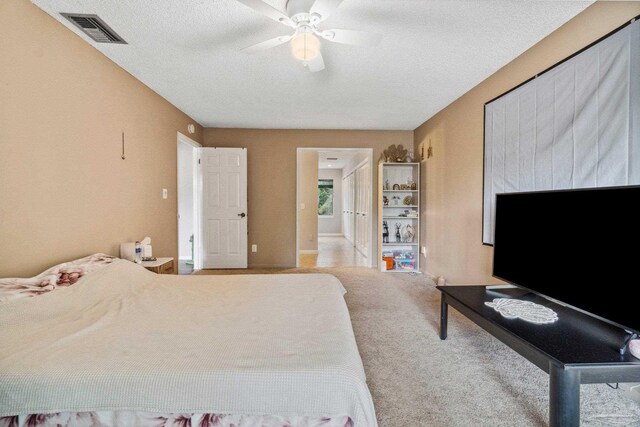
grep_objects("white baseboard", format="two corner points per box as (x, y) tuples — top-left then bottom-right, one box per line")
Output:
(318, 233), (343, 237)
(299, 250), (319, 255)
(179, 256), (192, 261)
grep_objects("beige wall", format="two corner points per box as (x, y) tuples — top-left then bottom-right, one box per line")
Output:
(298, 150), (319, 252)
(0, 0), (203, 277)
(203, 129), (413, 267)
(414, 1), (640, 284)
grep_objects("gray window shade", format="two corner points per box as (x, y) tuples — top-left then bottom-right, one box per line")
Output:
(483, 18), (640, 245)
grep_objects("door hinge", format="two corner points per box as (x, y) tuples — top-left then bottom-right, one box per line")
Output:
(198, 158), (201, 164)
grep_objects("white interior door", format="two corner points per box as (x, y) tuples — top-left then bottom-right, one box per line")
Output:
(355, 161), (370, 257)
(200, 147), (247, 268)
(343, 173), (355, 244)
(342, 177), (350, 242)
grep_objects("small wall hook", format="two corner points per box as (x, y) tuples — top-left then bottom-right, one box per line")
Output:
(121, 131), (126, 160)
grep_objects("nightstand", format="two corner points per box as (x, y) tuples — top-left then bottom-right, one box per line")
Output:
(140, 257), (174, 274)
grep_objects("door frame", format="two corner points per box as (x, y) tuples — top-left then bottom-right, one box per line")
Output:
(176, 132), (201, 271)
(296, 148), (374, 268)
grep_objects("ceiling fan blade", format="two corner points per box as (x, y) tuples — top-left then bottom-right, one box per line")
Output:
(309, 0), (344, 22)
(318, 29), (382, 47)
(306, 51), (325, 72)
(235, 0), (294, 27)
(242, 35), (292, 54)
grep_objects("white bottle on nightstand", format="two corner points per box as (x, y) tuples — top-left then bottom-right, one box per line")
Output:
(134, 241), (142, 263)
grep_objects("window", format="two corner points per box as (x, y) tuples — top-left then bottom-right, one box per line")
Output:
(318, 179), (334, 216)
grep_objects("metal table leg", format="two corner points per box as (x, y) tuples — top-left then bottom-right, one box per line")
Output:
(549, 363), (580, 427)
(440, 296), (448, 340)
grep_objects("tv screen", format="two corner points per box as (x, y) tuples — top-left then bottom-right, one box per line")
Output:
(493, 186), (640, 334)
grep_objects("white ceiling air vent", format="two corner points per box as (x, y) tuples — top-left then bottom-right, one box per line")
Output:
(327, 157), (338, 160)
(60, 13), (126, 44)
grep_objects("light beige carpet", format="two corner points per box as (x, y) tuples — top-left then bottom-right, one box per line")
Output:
(194, 267), (640, 426)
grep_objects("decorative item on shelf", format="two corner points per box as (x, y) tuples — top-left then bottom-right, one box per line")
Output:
(383, 195), (389, 206)
(407, 177), (416, 190)
(382, 251), (394, 270)
(382, 221), (389, 243)
(400, 184), (408, 190)
(403, 224), (415, 243)
(406, 150), (414, 163)
(403, 195), (413, 205)
(392, 196), (400, 205)
(393, 184), (400, 190)
(384, 179), (390, 190)
(398, 211), (407, 217)
(383, 144), (408, 163)
(407, 210), (419, 218)
(395, 223), (402, 243)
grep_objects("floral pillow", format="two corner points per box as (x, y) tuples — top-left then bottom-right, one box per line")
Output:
(0, 254), (117, 303)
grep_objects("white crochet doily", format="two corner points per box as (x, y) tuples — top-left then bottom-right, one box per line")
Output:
(485, 298), (559, 324)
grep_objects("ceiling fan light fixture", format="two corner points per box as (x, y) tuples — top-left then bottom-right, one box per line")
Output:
(291, 32), (320, 61)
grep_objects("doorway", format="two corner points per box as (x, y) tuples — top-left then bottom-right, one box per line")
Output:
(177, 133), (201, 274)
(296, 148), (373, 268)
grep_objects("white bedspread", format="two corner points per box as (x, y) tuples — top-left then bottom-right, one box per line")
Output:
(0, 260), (377, 426)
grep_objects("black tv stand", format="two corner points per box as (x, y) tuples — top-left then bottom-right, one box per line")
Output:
(437, 285), (640, 427)
(621, 332), (639, 356)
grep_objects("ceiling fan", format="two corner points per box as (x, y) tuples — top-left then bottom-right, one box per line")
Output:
(236, 0), (382, 72)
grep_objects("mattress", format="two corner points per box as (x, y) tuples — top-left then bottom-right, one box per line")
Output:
(0, 260), (377, 426)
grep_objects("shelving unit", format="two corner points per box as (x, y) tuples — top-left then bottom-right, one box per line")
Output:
(378, 162), (420, 273)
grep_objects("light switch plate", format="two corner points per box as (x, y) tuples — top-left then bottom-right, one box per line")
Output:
(251, 244), (257, 253)
(162, 189), (168, 199)
(301, 203), (306, 210)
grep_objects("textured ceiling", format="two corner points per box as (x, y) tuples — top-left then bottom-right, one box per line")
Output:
(32, 0), (592, 130)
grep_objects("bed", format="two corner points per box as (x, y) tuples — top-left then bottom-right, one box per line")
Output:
(0, 255), (377, 427)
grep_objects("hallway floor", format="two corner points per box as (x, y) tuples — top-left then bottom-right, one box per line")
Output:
(299, 236), (368, 268)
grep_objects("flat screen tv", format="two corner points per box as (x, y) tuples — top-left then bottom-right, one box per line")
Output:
(493, 186), (640, 335)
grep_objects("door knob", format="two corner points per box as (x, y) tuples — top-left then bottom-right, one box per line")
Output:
(238, 213), (246, 218)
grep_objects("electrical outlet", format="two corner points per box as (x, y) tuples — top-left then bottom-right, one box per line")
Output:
(251, 244), (257, 253)
(309, 234), (314, 241)
(162, 188), (168, 199)
(301, 203), (306, 210)
(421, 246), (427, 256)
